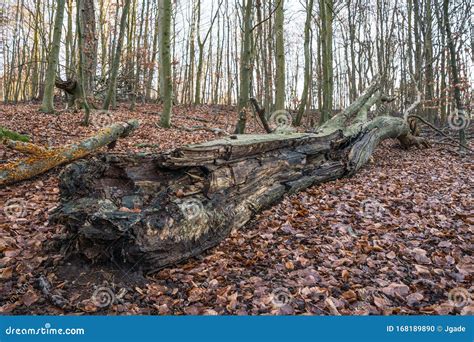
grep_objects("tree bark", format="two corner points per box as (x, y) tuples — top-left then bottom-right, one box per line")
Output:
(76, 0), (92, 125)
(103, 0), (132, 110)
(443, 0), (467, 152)
(234, 0), (253, 134)
(158, 0), (173, 128)
(319, 0), (333, 124)
(81, 0), (98, 94)
(39, 0), (66, 113)
(51, 79), (428, 273)
(423, 0), (435, 123)
(55, 79), (81, 102)
(274, 0), (285, 111)
(145, 9), (160, 101)
(295, 0), (314, 125)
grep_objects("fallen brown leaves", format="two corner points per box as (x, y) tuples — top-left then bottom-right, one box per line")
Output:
(0, 103), (472, 315)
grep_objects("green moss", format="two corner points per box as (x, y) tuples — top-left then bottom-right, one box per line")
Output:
(0, 127), (30, 142)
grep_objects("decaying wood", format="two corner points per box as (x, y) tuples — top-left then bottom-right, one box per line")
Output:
(0, 120), (139, 186)
(51, 80), (429, 273)
(55, 78), (98, 110)
(55, 78), (79, 96)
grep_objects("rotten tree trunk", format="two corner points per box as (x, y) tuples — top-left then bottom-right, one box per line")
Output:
(55, 78), (80, 97)
(0, 120), (139, 186)
(51, 80), (427, 273)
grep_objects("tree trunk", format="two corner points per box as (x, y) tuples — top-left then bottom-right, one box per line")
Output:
(319, 0), (333, 124)
(347, 0), (357, 102)
(443, 0), (467, 153)
(193, 0), (203, 105)
(31, 0), (41, 100)
(77, 0), (92, 125)
(295, 0), (314, 126)
(39, 0), (66, 113)
(130, 0), (147, 110)
(55, 79), (81, 103)
(234, 0), (253, 134)
(51, 79), (428, 273)
(99, 0), (108, 81)
(103, 0), (132, 110)
(158, 0), (173, 128)
(81, 0), (97, 95)
(145, 9), (160, 101)
(423, 0), (435, 124)
(274, 0), (285, 111)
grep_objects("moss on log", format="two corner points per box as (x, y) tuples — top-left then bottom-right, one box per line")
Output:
(0, 127), (29, 142)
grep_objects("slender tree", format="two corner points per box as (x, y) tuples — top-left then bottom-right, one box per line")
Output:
(295, 0), (314, 125)
(39, 0), (66, 113)
(424, 0), (435, 123)
(77, 0), (91, 125)
(443, 0), (467, 152)
(274, 0), (285, 111)
(234, 0), (253, 134)
(319, 0), (333, 124)
(81, 0), (97, 94)
(130, 0), (147, 110)
(158, 0), (173, 128)
(194, 0), (222, 105)
(103, 0), (132, 110)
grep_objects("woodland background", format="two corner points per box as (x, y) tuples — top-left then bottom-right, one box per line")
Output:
(0, 0), (472, 124)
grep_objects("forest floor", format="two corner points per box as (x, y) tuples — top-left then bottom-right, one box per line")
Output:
(0, 103), (472, 315)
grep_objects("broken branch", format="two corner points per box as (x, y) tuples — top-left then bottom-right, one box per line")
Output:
(0, 120), (139, 187)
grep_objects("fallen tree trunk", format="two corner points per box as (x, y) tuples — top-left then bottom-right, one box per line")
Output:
(51, 79), (428, 273)
(0, 120), (139, 186)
